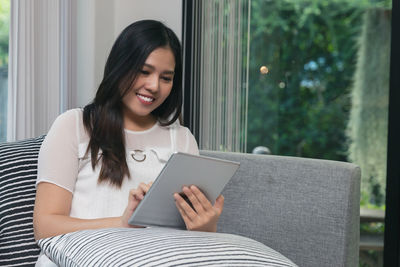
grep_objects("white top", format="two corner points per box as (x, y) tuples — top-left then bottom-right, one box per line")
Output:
(36, 109), (199, 219)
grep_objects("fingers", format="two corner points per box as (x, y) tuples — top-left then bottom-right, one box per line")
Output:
(174, 195), (192, 225)
(122, 181), (154, 228)
(130, 188), (144, 201)
(174, 187), (224, 232)
(192, 186), (214, 210)
(182, 186), (203, 213)
(139, 182), (152, 194)
(184, 186), (214, 212)
(130, 182), (153, 201)
(174, 186), (224, 218)
(214, 195), (224, 214)
(174, 192), (198, 220)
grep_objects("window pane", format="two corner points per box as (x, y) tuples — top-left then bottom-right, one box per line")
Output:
(247, 1), (391, 266)
(0, 0), (10, 142)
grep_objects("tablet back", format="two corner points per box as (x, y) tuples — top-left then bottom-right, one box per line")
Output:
(128, 152), (240, 229)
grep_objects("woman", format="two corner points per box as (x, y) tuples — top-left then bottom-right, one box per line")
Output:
(33, 20), (224, 265)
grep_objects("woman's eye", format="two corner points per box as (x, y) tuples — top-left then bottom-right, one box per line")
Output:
(140, 70), (150, 75)
(162, 76), (173, 82)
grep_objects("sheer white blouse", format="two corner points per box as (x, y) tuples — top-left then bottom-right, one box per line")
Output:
(36, 109), (199, 219)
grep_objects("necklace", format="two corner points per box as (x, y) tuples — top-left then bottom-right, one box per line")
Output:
(131, 149), (146, 162)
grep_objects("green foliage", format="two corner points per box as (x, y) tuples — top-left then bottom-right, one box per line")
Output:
(247, 0), (390, 207)
(360, 222), (384, 234)
(0, 0), (10, 67)
(247, 0), (365, 160)
(347, 9), (391, 207)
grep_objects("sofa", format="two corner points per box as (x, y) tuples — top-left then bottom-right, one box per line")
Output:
(0, 136), (360, 266)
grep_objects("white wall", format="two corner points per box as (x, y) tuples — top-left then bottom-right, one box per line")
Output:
(114, 0), (182, 41)
(76, 0), (96, 108)
(75, 0), (182, 108)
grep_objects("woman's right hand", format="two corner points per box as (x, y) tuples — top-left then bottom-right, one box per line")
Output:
(120, 181), (153, 228)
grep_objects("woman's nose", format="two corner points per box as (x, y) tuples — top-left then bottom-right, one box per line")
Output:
(144, 75), (159, 92)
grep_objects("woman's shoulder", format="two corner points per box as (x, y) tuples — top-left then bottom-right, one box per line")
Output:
(163, 119), (187, 129)
(49, 108), (86, 142)
(159, 120), (193, 136)
(164, 120), (199, 154)
(54, 108), (83, 124)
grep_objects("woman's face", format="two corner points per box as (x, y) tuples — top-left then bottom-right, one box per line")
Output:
(122, 47), (175, 127)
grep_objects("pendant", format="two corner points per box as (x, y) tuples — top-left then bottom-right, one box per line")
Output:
(131, 149), (146, 162)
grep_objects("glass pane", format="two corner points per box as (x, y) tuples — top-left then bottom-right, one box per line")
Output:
(0, 0), (10, 142)
(247, 1), (392, 266)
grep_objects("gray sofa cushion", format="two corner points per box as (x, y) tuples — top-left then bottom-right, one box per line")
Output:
(201, 150), (361, 267)
(0, 136), (45, 266)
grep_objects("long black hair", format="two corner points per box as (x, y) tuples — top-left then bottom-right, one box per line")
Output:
(83, 20), (183, 187)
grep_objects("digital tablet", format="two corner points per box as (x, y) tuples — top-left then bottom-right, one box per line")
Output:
(128, 152), (240, 229)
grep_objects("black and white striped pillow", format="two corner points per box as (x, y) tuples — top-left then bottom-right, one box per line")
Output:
(0, 136), (45, 266)
(38, 227), (297, 267)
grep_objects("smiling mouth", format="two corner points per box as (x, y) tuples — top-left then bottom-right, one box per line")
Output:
(136, 93), (155, 104)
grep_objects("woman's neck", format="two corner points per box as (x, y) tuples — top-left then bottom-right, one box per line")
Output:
(123, 113), (157, 132)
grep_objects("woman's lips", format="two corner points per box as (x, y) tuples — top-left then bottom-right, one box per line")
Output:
(136, 93), (155, 105)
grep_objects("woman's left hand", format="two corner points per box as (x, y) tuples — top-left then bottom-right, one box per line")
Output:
(174, 185), (224, 232)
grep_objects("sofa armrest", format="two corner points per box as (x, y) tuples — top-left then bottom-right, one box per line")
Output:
(200, 150), (360, 267)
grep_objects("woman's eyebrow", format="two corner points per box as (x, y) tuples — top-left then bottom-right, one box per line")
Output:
(143, 63), (175, 75)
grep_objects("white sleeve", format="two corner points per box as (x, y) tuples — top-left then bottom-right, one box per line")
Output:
(36, 109), (80, 193)
(175, 126), (199, 155)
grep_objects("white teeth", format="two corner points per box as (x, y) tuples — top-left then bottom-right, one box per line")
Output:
(137, 94), (154, 102)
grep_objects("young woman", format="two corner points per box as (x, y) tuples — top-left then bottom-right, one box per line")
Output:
(33, 20), (224, 265)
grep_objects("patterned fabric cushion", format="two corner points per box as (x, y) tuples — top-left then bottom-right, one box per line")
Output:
(0, 136), (45, 266)
(38, 227), (297, 267)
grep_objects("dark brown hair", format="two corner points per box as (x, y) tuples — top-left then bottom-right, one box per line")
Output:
(82, 20), (182, 187)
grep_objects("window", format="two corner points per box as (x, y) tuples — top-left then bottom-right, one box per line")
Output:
(182, 0), (250, 152)
(0, 0), (10, 142)
(246, 2), (391, 266)
(183, 0), (396, 266)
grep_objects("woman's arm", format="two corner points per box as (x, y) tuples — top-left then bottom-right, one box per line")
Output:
(33, 183), (121, 240)
(33, 182), (152, 240)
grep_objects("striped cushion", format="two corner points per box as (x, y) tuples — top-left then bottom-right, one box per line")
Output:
(0, 136), (45, 266)
(38, 227), (297, 267)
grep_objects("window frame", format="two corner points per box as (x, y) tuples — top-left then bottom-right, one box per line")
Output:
(383, 0), (400, 265)
(182, 0), (200, 140)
